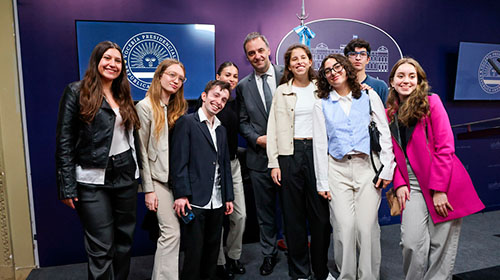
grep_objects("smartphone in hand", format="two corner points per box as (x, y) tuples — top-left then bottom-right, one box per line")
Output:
(180, 205), (195, 224)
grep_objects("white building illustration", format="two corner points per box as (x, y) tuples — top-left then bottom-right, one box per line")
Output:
(310, 43), (389, 72)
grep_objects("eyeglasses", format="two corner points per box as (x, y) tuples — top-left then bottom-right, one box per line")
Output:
(164, 72), (187, 83)
(323, 63), (344, 76)
(347, 51), (369, 58)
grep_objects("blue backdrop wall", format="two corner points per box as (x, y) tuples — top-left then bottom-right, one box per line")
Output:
(16, 0), (500, 266)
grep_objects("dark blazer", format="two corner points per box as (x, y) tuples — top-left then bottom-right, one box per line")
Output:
(170, 111), (234, 206)
(236, 64), (284, 172)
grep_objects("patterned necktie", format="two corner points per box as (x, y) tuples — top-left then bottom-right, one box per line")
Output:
(261, 74), (272, 112)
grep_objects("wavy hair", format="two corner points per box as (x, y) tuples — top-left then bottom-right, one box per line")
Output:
(279, 44), (316, 85)
(147, 59), (187, 139)
(386, 57), (430, 126)
(316, 54), (361, 99)
(79, 41), (139, 130)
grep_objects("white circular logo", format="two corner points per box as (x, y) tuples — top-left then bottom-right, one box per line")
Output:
(123, 32), (179, 91)
(478, 50), (500, 94)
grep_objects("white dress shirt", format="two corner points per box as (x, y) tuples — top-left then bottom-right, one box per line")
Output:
(254, 65), (277, 112)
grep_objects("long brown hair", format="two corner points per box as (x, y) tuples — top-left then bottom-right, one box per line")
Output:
(279, 44), (316, 85)
(386, 57), (430, 126)
(316, 54), (361, 99)
(147, 59), (187, 139)
(79, 41), (139, 130)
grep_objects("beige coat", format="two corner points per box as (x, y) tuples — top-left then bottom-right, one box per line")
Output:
(266, 79), (319, 169)
(136, 96), (170, 193)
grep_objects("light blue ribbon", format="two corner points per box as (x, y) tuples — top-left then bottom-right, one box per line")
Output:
(294, 25), (315, 47)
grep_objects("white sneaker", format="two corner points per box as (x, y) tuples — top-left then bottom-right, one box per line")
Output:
(326, 272), (336, 280)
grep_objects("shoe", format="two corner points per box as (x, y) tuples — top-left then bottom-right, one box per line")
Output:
(227, 258), (246, 274)
(216, 265), (234, 280)
(259, 256), (277, 276)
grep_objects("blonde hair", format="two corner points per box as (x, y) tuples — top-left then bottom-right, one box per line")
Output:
(146, 59), (187, 140)
(387, 57), (430, 126)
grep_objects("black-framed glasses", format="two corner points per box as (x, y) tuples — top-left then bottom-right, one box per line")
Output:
(347, 51), (369, 58)
(323, 63), (344, 76)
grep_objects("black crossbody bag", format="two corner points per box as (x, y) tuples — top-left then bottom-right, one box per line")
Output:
(367, 91), (384, 184)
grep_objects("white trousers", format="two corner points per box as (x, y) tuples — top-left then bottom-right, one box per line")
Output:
(401, 189), (462, 280)
(328, 154), (381, 280)
(151, 180), (181, 280)
(218, 158), (247, 264)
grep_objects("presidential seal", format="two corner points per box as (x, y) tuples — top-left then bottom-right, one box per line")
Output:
(478, 50), (500, 94)
(123, 32), (179, 91)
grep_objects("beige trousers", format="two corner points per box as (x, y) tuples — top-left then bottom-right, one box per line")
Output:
(401, 189), (462, 280)
(151, 180), (181, 280)
(218, 158), (247, 264)
(328, 154), (381, 280)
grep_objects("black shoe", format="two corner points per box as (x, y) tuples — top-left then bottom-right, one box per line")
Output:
(227, 258), (246, 274)
(259, 256), (277, 276)
(216, 265), (234, 280)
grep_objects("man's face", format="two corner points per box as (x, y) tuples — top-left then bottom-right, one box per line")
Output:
(201, 86), (230, 117)
(244, 37), (271, 74)
(347, 47), (370, 72)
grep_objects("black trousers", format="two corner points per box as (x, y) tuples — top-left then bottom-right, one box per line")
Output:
(278, 139), (331, 280)
(181, 206), (224, 280)
(76, 149), (138, 280)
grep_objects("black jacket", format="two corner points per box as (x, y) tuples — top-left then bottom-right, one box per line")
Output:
(169, 112), (234, 206)
(55, 81), (119, 199)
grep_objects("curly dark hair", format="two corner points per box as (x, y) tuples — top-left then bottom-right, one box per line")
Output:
(316, 54), (361, 99)
(386, 57), (430, 126)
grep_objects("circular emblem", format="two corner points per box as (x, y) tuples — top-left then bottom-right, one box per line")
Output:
(478, 50), (500, 94)
(123, 32), (179, 91)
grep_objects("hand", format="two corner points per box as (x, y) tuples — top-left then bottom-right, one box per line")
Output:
(433, 191), (454, 217)
(61, 197), (78, 209)
(396, 186), (410, 211)
(225, 202), (234, 215)
(271, 168), (281, 186)
(256, 135), (267, 148)
(318, 191), (332, 201)
(145, 192), (158, 212)
(173, 197), (191, 218)
(360, 83), (373, 91)
(375, 178), (392, 189)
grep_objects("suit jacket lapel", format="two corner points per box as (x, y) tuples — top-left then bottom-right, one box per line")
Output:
(390, 113), (402, 148)
(194, 113), (216, 150)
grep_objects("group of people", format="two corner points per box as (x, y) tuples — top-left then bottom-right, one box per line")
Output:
(56, 32), (484, 280)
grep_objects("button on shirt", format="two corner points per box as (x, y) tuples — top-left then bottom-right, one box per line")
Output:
(193, 108), (223, 209)
(254, 65), (277, 112)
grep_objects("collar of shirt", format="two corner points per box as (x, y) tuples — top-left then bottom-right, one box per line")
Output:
(254, 64), (275, 82)
(197, 107), (221, 129)
(329, 90), (353, 102)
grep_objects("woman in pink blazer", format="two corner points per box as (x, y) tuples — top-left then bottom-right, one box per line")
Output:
(386, 58), (484, 280)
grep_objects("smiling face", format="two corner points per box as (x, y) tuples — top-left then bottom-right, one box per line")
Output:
(324, 58), (347, 89)
(347, 47), (370, 72)
(98, 48), (122, 83)
(216, 65), (239, 91)
(288, 47), (312, 79)
(160, 64), (185, 96)
(202, 85), (230, 118)
(390, 63), (418, 102)
(244, 37), (271, 74)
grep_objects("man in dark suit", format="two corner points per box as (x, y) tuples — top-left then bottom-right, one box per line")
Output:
(236, 32), (284, 276)
(171, 80), (234, 280)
